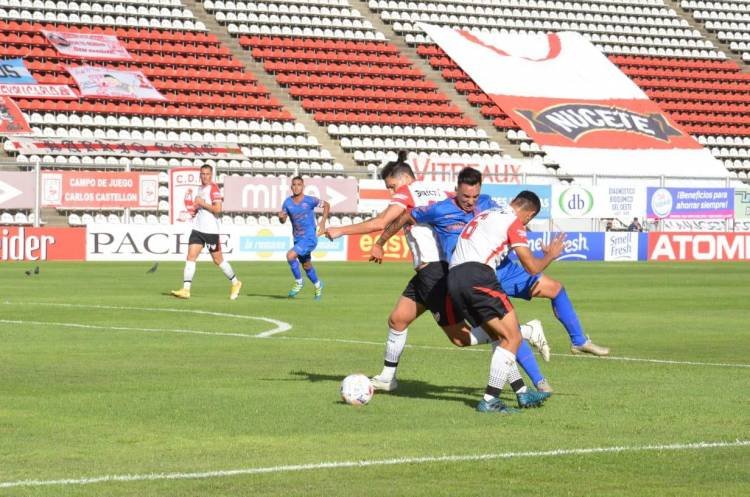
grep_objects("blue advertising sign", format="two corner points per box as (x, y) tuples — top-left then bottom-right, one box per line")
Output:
(509, 232), (604, 262)
(0, 58), (37, 84)
(647, 187), (734, 219)
(481, 184), (551, 219)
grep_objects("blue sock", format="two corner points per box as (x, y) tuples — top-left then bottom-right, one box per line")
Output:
(516, 340), (544, 386)
(288, 259), (302, 280)
(552, 287), (586, 346)
(304, 265), (319, 285)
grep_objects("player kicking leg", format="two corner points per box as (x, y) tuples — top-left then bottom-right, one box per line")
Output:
(172, 230), (242, 300)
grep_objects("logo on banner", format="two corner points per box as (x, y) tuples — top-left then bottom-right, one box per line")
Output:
(516, 104), (683, 142)
(0, 95), (32, 134)
(0, 58), (37, 84)
(650, 188), (673, 218)
(605, 232), (638, 261)
(558, 186), (594, 217)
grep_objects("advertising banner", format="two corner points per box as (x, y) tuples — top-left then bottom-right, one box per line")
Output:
(86, 224), (348, 261)
(481, 184), (551, 219)
(0, 95), (32, 134)
(0, 58), (37, 84)
(0, 172), (35, 209)
(735, 188), (750, 219)
(223, 175), (359, 213)
(0, 226), (86, 261)
(41, 171), (159, 209)
(346, 231), (413, 262)
(8, 137), (244, 160)
(43, 30), (132, 60)
(67, 66), (165, 100)
(409, 155), (537, 184)
(647, 187), (734, 219)
(169, 167), (201, 224)
(510, 232), (604, 261)
(0, 83), (77, 99)
(604, 231), (640, 261)
(552, 184), (647, 219)
(421, 24), (727, 179)
(648, 232), (750, 261)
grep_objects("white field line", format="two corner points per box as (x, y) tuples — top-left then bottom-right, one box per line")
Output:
(0, 439), (747, 489)
(1, 301), (291, 337)
(3, 302), (749, 369)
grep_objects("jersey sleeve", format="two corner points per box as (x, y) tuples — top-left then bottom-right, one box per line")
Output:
(410, 203), (437, 224)
(209, 184), (223, 202)
(477, 194), (499, 212)
(309, 196), (321, 209)
(388, 184), (412, 210)
(507, 218), (528, 248)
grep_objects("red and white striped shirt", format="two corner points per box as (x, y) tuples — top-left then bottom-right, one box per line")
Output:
(192, 182), (222, 234)
(449, 208), (528, 269)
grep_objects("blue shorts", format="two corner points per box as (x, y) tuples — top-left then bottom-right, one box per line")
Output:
(496, 260), (542, 301)
(292, 238), (317, 263)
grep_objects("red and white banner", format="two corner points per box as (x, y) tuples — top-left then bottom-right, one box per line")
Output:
(0, 95), (31, 134)
(409, 155), (541, 184)
(222, 175), (359, 213)
(421, 24), (728, 179)
(41, 171), (159, 209)
(0, 84), (78, 99)
(0, 172), (35, 209)
(67, 66), (165, 100)
(169, 167), (201, 224)
(0, 226), (86, 261)
(648, 232), (750, 261)
(43, 30), (132, 60)
(8, 137), (244, 160)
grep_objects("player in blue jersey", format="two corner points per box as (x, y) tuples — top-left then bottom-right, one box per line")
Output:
(278, 176), (330, 300)
(385, 167), (609, 358)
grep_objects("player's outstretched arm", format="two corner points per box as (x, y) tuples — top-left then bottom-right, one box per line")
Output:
(370, 209), (414, 263)
(325, 204), (404, 240)
(316, 200), (331, 236)
(514, 233), (565, 275)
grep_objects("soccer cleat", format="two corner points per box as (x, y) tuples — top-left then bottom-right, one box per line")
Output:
(288, 281), (304, 298)
(570, 336), (610, 356)
(476, 398), (518, 414)
(171, 288), (190, 299)
(370, 375), (398, 392)
(230, 280), (242, 300)
(314, 281), (323, 300)
(535, 379), (554, 393)
(525, 319), (551, 362)
(517, 389), (551, 408)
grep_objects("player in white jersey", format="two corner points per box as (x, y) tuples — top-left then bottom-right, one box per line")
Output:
(448, 191), (565, 413)
(171, 165), (242, 300)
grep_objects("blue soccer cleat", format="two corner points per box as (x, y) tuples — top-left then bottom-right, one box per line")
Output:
(516, 390), (551, 408)
(288, 281), (304, 298)
(476, 398), (518, 414)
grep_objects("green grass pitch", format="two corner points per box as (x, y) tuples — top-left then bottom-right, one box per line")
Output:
(0, 260), (748, 496)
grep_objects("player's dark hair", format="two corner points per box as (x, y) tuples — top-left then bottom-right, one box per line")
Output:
(291, 175), (303, 182)
(457, 167), (482, 187)
(511, 190), (541, 215)
(380, 150), (414, 180)
(200, 164), (213, 172)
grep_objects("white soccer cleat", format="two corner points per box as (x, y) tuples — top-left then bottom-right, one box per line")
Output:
(571, 336), (610, 356)
(523, 319), (551, 362)
(370, 374), (398, 392)
(230, 280), (242, 300)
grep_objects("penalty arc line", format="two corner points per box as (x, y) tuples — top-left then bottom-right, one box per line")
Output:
(0, 439), (747, 489)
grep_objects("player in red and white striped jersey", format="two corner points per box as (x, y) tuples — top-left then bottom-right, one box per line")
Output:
(448, 191), (565, 412)
(171, 165), (242, 301)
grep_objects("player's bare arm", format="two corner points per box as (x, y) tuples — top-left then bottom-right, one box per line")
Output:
(278, 209), (288, 224)
(325, 203), (404, 240)
(370, 210), (414, 263)
(513, 233), (565, 275)
(316, 200), (330, 236)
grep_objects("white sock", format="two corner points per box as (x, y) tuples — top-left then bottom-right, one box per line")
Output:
(508, 362), (526, 393)
(183, 260), (196, 289)
(380, 327), (407, 381)
(219, 261), (237, 283)
(487, 346), (516, 393)
(468, 325), (492, 345)
(295, 278), (304, 285)
(314, 281), (321, 288)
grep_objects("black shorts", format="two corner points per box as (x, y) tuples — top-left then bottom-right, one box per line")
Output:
(448, 262), (513, 327)
(401, 261), (462, 326)
(188, 230), (221, 253)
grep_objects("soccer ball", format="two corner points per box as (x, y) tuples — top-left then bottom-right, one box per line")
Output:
(340, 374), (374, 406)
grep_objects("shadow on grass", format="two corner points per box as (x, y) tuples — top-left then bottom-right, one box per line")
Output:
(289, 370), (483, 408)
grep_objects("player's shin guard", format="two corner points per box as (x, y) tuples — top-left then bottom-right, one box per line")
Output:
(288, 258), (302, 280)
(219, 261), (237, 283)
(485, 345), (515, 400)
(304, 265), (319, 285)
(380, 327), (407, 380)
(552, 287), (587, 346)
(183, 260), (196, 289)
(516, 340), (544, 387)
